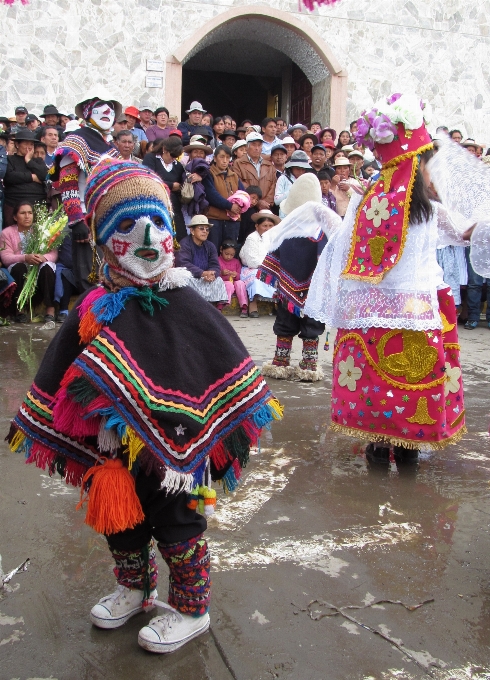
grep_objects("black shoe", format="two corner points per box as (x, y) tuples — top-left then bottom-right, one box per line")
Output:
(15, 312), (28, 323)
(393, 446), (419, 464)
(365, 443), (390, 465)
(56, 312), (68, 323)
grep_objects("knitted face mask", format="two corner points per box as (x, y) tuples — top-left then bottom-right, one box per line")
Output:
(107, 213), (174, 281)
(89, 101), (115, 132)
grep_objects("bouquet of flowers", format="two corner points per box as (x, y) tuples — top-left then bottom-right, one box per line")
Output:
(356, 93), (432, 150)
(17, 204), (68, 316)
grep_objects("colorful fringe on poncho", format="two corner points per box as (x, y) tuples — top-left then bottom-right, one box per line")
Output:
(7, 283), (282, 532)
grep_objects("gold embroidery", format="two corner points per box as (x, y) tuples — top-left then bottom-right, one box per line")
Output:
(405, 130), (413, 139)
(368, 235), (388, 265)
(330, 421), (467, 450)
(380, 166), (397, 193)
(406, 397), (437, 425)
(440, 312), (455, 334)
(402, 298), (432, 315)
(333, 332), (445, 391)
(450, 410), (465, 429)
(376, 330), (438, 383)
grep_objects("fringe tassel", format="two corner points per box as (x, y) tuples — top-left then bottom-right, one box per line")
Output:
(52, 388), (101, 438)
(209, 439), (231, 471)
(76, 458), (145, 535)
(97, 417), (121, 453)
(79, 309), (104, 344)
(78, 287), (106, 319)
(121, 427), (144, 470)
(161, 468), (195, 494)
(222, 458), (242, 493)
(9, 430), (26, 452)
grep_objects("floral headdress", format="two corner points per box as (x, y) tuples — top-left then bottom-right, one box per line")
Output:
(343, 93), (433, 284)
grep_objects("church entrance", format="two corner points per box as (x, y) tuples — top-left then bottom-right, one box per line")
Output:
(169, 8), (345, 130)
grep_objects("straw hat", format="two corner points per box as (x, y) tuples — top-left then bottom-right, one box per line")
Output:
(251, 209), (281, 225)
(280, 173), (322, 216)
(189, 215), (211, 228)
(183, 135), (212, 154)
(333, 157), (351, 167)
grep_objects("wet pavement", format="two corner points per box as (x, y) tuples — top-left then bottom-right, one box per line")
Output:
(1, 317), (490, 680)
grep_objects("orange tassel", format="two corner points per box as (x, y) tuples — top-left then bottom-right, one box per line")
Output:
(76, 458), (145, 535)
(79, 309), (104, 344)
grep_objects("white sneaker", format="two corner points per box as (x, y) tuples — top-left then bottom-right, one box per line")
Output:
(90, 584), (157, 629)
(138, 602), (210, 654)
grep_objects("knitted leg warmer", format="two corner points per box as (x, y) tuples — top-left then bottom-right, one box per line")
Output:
(110, 541), (158, 598)
(158, 535), (211, 617)
(272, 336), (293, 367)
(299, 337), (319, 371)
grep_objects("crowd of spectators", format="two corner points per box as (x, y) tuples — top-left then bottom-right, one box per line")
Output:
(0, 98), (488, 328)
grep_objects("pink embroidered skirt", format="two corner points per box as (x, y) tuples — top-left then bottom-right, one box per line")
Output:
(331, 287), (466, 450)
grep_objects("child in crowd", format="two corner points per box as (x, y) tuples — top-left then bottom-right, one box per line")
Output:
(218, 240), (249, 317)
(238, 185), (262, 244)
(318, 171), (337, 212)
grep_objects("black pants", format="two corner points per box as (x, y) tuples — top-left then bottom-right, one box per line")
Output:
(208, 219), (240, 250)
(106, 471), (207, 552)
(273, 302), (325, 339)
(59, 275), (78, 312)
(9, 262), (55, 312)
(71, 240), (95, 292)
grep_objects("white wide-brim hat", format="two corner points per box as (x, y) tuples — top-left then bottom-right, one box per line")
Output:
(280, 173), (322, 216)
(185, 101), (207, 114)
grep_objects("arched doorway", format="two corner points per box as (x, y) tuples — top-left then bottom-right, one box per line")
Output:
(165, 5), (347, 132)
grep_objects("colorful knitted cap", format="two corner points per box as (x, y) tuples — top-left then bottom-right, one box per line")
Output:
(85, 158), (173, 245)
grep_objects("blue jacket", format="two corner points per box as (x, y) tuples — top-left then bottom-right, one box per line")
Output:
(177, 120), (213, 146)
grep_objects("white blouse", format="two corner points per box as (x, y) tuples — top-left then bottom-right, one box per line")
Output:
(239, 231), (269, 269)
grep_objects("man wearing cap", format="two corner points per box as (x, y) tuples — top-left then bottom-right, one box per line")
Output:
(25, 114), (41, 132)
(310, 144), (328, 175)
(178, 102), (213, 146)
(270, 144), (288, 176)
(138, 104), (154, 133)
(112, 113), (129, 138)
(51, 90), (121, 291)
(123, 106), (148, 143)
(10, 107), (28, 134)
(232, 132), (277, 210)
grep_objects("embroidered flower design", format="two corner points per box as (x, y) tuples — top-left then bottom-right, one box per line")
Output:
(366, 197), (390, 228)
(444, 363), (461, 396)
(338, 355), (362, 392)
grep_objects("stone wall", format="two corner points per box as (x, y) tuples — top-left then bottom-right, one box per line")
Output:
(0, 0), (488, 140)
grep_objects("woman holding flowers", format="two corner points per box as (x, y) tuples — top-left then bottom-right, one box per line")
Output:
(303, 94), (469, 468)
(0, 201), (57, 323)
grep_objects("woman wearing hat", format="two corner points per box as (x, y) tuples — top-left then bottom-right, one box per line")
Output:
(298, 133), (318, 159)
(317, 127), (337, 145)
(274, 150), (311, 218)
(175, 214), (228, 305)
(330, 156), (365, 218)
(231, 139), (247, 162)
(239, 209), (278, 317)
(3, 129), (48, 227)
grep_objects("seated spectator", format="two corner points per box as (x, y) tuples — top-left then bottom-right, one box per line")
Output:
(114, 130), (138, 161)
(236, 126), (247, 140)
(261, 117), (280, 155)
(0, 201), (57, 323)
(0, 266), (15, 325)
(124, 106), (148, 142)
(336, 130), (351, 149)
(222, 115), (233, 131)
(275, 150), (310, 217)
(143, 137), (187, 241)
(332, 149), (346, 164)
(218, 240), (248, 316)
(239, 209), (279, 317)
(178, 101), (213, 146)
(202, 145), (244, 248)
(0, 135), (7, 230)
(0, 117), (10, 132)
(310, 144), (328, 174)
(298, 132), (317, 159)
(175, 214), (228, 305)
(270, 144), (288, 176)
(3, 130), (47, 227)
(168, 114), (179, 129)
(145, 107), (171, 142)
(40, 125), (59, 169)
(59, 113), (70, 130)
(318, 170), (337, 212)
(238, 185), (262, 244)
(317, 127), (336, 145)
(232, 132), (277, 210)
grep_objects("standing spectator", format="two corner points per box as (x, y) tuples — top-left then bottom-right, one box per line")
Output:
(323, 140), (336, 166)
(59, 113), (70, 131)
(113, 130), (138, 161)
(143, 137), (187, 242)
(25, 114), (41, 132)
(336, 130), (351, 149)
(123, 106), (148, 143)
(222, 115), (233, 131)
(287, 124), (308, 145)
(3, 130), (47, 227)
(464, 248), (490, 330)
(261, 118), (280, 155)
(145, 107), (171, 142)
(138, 104), (154, 133)
(238, 185), (262, 244)
(40, 105), (61, 128)
(236, 126), (247, 140)
(318, 170), (337, 212)
(201, 113), (213, 128)
(349, 120), (358, 139)
(10, 106), (28, 134)
(232, 132), (277, 210)
(270, 144), (288, 176)
(219, 130), (238, 148)
(281, 136), (297, 158)
(310, 144), (328, 174)
(461, 139), (478, 155)
(298, 132), (318, 159)
(178, 102), (213, 145)
(330, 156), (364, 217)
(310, 121), (322, 135)
(0, 117), (10, 132)
(449, 129), (463, 143)
(317, 127), (336, 145)
(275, 117), (287, 137)
(40, 126), (59, 169)
(211, 117), (226, 147)
(274, 150), (310, 217)
(0, 137), (7, 230)
(231, 139), (247, 163)
(202, 145), (244, 248)
(112, 113), (129, 137)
